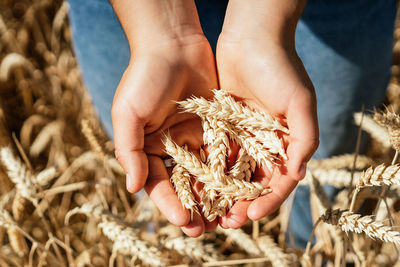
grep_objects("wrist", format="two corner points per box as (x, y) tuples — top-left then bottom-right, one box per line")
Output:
(111, 0), (205, 53)
(220, 0), (306, 48)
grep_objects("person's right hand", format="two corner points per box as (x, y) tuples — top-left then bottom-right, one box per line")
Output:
(111, 33), (219, 237)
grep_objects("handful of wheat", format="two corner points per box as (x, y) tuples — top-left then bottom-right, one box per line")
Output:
(164, 89), (288, 221)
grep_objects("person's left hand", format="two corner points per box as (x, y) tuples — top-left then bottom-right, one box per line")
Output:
(215, 31), (319, 229)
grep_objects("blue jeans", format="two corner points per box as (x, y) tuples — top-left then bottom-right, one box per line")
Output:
(67, 0), (397, 247)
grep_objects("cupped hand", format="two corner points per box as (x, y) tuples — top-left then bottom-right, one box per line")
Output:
(112, 35), (219, 237)
(216, 35), (319, 228)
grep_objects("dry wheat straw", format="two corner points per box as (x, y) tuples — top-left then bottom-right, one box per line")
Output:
(7, 226), (28, 257)
(256, 235), (290, 267)
(216, 227), (262, 256)
(11, 191), (25, 222)
(163, 236), (220, 262)
(354, 112), (391, 148)
(322, 209), (400, 245)
(29, 120), (63, 157)
(66, 203), (166, 266)
(34, 166), (58, 187)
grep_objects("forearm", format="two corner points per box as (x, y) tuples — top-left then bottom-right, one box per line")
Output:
(221, 0), (306, 47)
(110, 0), (204, 52)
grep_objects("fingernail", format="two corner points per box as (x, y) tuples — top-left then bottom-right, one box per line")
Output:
(299, 162), (307, 179)
(126, 173), (132, 191)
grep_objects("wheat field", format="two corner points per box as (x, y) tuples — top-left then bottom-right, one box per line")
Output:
(1, 1), (400, 266)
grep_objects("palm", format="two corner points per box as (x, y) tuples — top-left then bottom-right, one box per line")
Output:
(215, 38), (319, 228)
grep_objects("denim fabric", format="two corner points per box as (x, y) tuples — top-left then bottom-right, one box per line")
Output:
(67, 0), (397, 247)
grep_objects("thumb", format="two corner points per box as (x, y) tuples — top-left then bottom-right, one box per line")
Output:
(112, 99), (148, 193)
(286, 88), (319, 181)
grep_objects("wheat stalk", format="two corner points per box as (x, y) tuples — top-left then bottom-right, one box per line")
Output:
(256, 235), (290, 267)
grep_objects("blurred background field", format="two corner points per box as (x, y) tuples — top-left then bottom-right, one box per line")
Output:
(0, 0), (400, 266)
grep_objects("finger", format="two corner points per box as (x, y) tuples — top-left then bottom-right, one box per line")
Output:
(112, 99), (148, 193)
(204, 218), (218, 232)
(219, 216), (230, 229)
(144, 118), (204, 156)
(286, 88), (319, 181)
(181, 212), (205, 237)
(144, 156), (190, 226)
(247, 172), (298, 220)
(224, 200), (251, 229)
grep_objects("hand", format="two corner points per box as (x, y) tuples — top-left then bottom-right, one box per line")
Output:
(112, 35), (219, 236)
(215, 23), (319, 228)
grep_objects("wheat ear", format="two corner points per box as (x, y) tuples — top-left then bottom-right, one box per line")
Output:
(300, 168), (362, 188)
(178, 90), (288, 134)
(0, 147), (37, 202)
(163, 236), (221, 262)
(170, 164), (199, 218)
(202, 117), (229, 184)
(374, 109), (400, 151)
(357, 164), (400, 187)
(34, 166), (58, 187)
(201, 118), (228, 218)
(100, 218), (166, 266)
(216, 227), (262, 256)
(308, 153), (374, 170)
(163, 135), (270, 200)
(221, 121), (275, 172)
(354, 112), (391, 148)
(213, 89), (289, 133)
(81, 119), (105, 158)
(229, 151), (255, 181)
(321, 209), (400, 245)
(256, 235), (290, 267)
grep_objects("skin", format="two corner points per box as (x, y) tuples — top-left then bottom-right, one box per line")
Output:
(110, 0), (319, 237)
